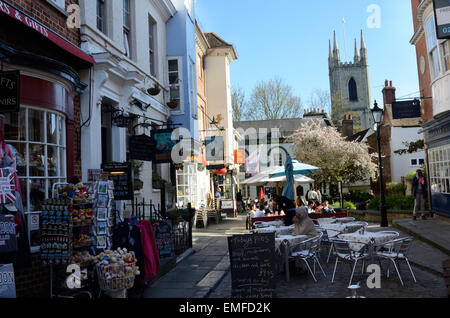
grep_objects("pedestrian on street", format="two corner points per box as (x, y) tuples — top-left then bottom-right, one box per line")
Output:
(412, 169), (428, 220)
(307, 188), (319, 202)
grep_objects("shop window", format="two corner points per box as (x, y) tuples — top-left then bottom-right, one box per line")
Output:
(429, 145), (450, 194)
(176, 162), (197, 208)
(4, 107), (67, 252)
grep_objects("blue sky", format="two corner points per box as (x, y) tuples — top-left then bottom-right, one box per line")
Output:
(195, 0), (420, 113)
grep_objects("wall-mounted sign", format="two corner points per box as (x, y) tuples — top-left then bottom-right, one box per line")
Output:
(392, 100), (422, 119)
(101, 162), (133, 201)
(205, 136), (224, 162)
(153, 129), (176, 164)
(0, 215), (17, 254)
(234, 150), (245, 165)
(130, 134), (156, 162)
(0, 71), (20, 113)
(0, 264), (16, 298)
(433, 0), (450, 39)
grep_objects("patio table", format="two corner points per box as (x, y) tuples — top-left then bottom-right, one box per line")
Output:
(338, 231), (399, 252)
(254, 220), (285, 228)
(255, 225), (294, 236)
(320, 222), (366, 238)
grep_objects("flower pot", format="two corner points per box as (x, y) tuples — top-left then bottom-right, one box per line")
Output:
(152, 180), (165, 190)
(147, 87), (161, 96)
(167, 100), (179, 109)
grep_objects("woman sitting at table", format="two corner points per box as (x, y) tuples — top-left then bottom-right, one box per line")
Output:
(292, 207), (318, 237)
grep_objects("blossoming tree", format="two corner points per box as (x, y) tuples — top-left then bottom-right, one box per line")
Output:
(288, 119), (377, 202)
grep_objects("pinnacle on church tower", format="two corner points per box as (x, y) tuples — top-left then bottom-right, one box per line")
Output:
(360, 30), (367, 62)
(354, 38), (360, 63)
(333, 31), (340, 62)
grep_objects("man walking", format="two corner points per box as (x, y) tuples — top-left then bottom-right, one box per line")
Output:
(412, 169), (428, 220)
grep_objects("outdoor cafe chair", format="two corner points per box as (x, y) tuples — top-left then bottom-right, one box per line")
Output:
(288, 233), (326, 283)
(331, 239), (371, 286)
(375, 237), (417, 286)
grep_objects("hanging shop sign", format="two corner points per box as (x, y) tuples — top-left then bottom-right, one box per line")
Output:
(101, 162), (133, 201)
(205, 136), (224, 162)
(0, 71), (20, 113)
(227, 233), (276, 298)
(0, 264), (16, 298)
(234, 150), (245, 165)
(129, 134), (156, 162)
(0, 215), (17, 254)
(392, 100), (422, 119)
(153, 129), (176, 164)
(433, 0), (450, 39)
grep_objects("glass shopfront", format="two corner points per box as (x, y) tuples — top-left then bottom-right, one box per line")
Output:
(4, 106), (67, 250)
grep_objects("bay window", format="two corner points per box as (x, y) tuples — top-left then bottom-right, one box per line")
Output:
(4, 106), (67, 251)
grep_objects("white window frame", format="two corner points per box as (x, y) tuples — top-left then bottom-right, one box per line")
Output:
(168, 56), (184, 115)
(148, 16), (157, 77)
(4, 106), (67, 253)
(426, 15), (442, 80)
(47, 0), (65, 11)
(429, 145), (450, 194)
(440, 40), (450, 73)
(123, 0), (132, 59)
(97, 0), (107, 34)
(189, 58), (197, 119)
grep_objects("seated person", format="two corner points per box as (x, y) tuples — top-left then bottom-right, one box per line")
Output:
(292, 207), (319, 237)
(249, 202), (258, 219)
(254, 204), (266, 218)
(306, 200), (315, 214)
(321, 201), (335, 214)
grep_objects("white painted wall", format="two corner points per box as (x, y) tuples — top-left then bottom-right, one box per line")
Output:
(78, 0), (176, 207)
(390, 127), (425, 183)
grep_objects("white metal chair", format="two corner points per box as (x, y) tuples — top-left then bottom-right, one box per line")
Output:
(375, 237), (417, 286)
(288, 233), (326, 283)
(331, 239), (371, 286)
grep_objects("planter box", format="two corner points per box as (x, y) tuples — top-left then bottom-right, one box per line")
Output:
(347, 209), (413, 222)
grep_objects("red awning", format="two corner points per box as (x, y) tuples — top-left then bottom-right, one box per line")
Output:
(0, 0), (96, 65)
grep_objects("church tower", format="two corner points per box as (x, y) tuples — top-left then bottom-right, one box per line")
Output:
(329, 30), (372, 131)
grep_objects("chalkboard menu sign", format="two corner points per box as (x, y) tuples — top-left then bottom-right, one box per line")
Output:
(227, 233), (276, 298)
(101, 162), (133, 201)
(130, 134), (156, 162)
(152, 221), (174, 258)
(0, 71), (20, 113)
(0, 215), (18, 254)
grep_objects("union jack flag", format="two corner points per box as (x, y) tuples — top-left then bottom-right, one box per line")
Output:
(0, 168), (16, 204)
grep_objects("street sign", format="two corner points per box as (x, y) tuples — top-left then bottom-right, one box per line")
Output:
(0, 71), (20, 113)
(433, 0), (450, 39)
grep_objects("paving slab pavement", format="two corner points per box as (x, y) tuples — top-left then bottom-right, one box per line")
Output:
(143, 214), (247, 298)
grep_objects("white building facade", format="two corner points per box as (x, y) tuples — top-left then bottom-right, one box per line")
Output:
(78, 0), (177, 207)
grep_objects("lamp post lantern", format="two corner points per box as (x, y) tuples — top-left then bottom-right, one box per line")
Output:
(371, 101), (388, 227)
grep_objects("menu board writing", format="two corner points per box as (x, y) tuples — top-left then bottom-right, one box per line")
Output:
(228, 233), (276, 298)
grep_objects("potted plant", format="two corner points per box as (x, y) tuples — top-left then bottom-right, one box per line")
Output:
(167, 99), (179, 109)
(147, 83), (161, 96)
(174, 162), (184, 171)
(130, 160), (145, 191)
(152, 173), (166, 189)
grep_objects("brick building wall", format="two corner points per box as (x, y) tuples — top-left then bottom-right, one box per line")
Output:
(2, 0), (84, 297)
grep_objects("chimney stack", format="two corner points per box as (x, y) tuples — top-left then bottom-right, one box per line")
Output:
(342, 114), (354, 138)
(382, 79), (396, 106)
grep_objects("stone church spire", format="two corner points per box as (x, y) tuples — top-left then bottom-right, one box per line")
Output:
(329, 39), (334, 61)
(360, 30), (367, 62)
(354, 38), (360, 63)
(333, 31), (340, 62)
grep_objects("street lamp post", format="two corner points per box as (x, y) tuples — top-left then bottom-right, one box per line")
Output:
(371, 101), (389, 227)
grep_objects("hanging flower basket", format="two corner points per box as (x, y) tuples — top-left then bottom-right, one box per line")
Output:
(197, 163), (205, 172)
(174, 162), (184, 171)
(152, 174), (166, 189)
(147, 84), (161, 96)
(167, 100), (179, 109)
